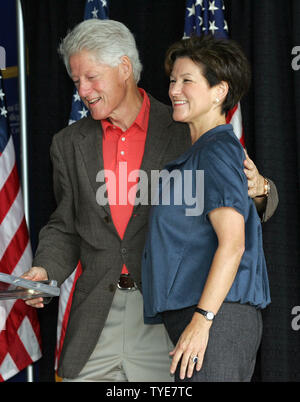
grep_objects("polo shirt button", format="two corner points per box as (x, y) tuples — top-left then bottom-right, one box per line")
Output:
(121, 137), (125, 141)
(104, 215), (111, 223)
(121, 248), (127, 254)
(108, 284), (115, 292)
(120, 151), (125, 155)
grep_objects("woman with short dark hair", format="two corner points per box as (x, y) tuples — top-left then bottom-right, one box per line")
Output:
(165, 34), (251, 116)
(142, 35), (271, 382)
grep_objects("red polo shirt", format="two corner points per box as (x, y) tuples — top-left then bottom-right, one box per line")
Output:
(101, 88), (150, 274)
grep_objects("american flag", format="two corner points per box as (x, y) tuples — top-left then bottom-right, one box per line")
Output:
(184, 0), (245, 146)
(55, 0), (109, 373)
(0, 72), (41, 381)
(68, 0), (109, 125)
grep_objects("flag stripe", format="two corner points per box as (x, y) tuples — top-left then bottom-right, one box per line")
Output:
(0, 303), (33, 369)
(0, 70), (41, 381)
(18, 316), (42, 359)
(55, 262), (82, 370)
(0, 217), (29, 273)
(0, 136), (15, 191)
(0, 163), (19, 224)
(0, 189), (25, 260)
(0, 354), (19, 381)
(0, 304), (40, 376)
(0, 243), (33, 332)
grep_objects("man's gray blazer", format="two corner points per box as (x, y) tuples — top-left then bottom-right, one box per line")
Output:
(33, 95), (278, 379)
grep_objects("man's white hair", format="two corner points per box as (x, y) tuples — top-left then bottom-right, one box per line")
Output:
(58, 19), (143, 83)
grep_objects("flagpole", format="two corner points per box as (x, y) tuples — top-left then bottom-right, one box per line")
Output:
(16, 0), (34, 383)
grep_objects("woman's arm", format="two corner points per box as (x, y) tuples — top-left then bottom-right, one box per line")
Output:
(169, 207), (245, 380)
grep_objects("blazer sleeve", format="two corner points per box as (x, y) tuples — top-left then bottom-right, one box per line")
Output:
(260, 178), (279, 222)
(32, 133), (80, 285)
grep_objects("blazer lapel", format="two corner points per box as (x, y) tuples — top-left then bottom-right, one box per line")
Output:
(76, 117), (111, 218)
(134, 95), (175, 210)
(75, 97), (190, 238)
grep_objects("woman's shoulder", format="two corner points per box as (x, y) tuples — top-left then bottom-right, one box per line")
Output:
(200, 126), (245, 167)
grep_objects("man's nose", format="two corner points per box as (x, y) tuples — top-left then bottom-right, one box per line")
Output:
(77, 79), (92, 99)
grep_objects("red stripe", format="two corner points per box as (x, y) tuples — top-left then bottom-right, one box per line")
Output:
(226, 105), (245, 147)
(226, 104), (238, 122)
(0, 303), (41, 380)
(55, 262), (82, 368)
(0, 301), (40, 373)
(0, 217), (29, 274)
(0, 301), (32, 367)
(239, 131), (245, 148)
(0, 163), (19, 225)
(0, 217), (41, 380)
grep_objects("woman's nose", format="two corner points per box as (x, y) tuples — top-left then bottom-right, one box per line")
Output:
(169, 81), (182, 97)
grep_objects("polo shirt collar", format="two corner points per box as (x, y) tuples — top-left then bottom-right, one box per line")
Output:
(101, 88), (150, 136)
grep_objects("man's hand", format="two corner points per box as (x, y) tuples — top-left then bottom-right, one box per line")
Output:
(243, 149), (265, 198)
(21, 267), (48, 308)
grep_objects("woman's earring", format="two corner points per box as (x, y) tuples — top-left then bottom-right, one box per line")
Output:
(215, 98), (220, 104)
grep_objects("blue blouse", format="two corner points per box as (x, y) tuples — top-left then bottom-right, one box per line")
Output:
(142, 124), (271, 324)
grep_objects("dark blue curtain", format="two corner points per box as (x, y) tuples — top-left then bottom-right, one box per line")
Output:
(20, 0), (300, 382)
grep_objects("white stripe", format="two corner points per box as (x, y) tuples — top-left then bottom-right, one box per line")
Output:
(0, 300), (14, 332)
(0, 136), (15, 192)
(229, 103), (243, 140)
(0, 353), (19, 381)
(11, 240), (33, 277)
(0, 189), (24, 260)
(55, 267), (78, 369)
(18, 316), (42, 361)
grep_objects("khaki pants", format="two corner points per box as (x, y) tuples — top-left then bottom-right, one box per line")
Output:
(63, 288), (174, 382)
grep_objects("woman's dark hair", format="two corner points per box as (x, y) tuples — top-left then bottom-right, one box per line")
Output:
(165, 35), (251, 115)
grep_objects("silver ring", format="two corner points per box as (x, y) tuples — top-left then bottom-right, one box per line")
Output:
(191, 356), (198, 364)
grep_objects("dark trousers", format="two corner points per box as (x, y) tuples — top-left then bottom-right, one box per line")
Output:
(163, 302), (263, 382)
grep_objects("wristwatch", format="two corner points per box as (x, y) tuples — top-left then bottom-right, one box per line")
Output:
(195, 307), (215, 321)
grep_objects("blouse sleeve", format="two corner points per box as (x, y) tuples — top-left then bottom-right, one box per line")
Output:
(200, 137), (249, 220)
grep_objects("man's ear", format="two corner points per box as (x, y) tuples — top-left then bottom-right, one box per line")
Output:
(119, 55), (133, 80)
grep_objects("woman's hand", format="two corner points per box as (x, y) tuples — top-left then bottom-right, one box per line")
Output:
(243, 149), (266, 198)
(169, 313), (211, 380)
(169, 207), (244, 380)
